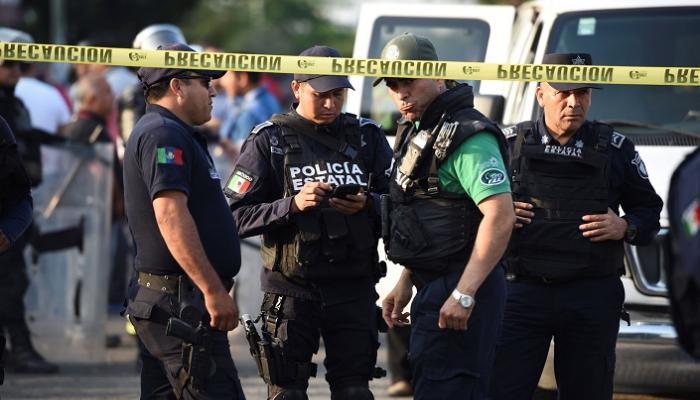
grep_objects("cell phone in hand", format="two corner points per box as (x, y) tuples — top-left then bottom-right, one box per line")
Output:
(330, 184), (362, 199)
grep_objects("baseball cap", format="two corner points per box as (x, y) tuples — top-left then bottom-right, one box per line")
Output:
(293, 45), (354, 93)
(542, 53), (602, 91)
(0, 28), (34, 68)
(373, 32), (438, 87)
(137, 43), (225, 89)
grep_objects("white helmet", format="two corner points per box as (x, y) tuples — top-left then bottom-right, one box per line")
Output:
(0, 27), (34, 44)
(132, 24), (186, 50)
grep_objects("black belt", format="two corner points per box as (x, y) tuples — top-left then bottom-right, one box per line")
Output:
(137, 272), (180, 294)
(137, 272), (235, 294)
(410, 263), (465, 291)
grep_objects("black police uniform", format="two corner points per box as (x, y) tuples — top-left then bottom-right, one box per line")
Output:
(0, 114), (33, 326)
(123, 104), (245, 400)
(228, 108), (392, 399)
(667, 147), (700, 358)
(385, 84), (509, 400)
(492, 116), (663, 400)
(0, 84), (60, 374)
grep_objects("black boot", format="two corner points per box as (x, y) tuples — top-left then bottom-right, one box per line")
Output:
(6, 321), (59, 374)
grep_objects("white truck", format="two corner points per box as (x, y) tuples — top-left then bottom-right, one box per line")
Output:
(347, 0), (700, 395)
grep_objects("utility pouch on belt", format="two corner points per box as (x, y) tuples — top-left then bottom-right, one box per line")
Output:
(164, 276), (215, 399)
(387, 204), (431, 263)
(380, 194), (392, 248)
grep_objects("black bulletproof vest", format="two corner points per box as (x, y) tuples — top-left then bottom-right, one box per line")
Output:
(508, 121), (623, 280)
(387, 105), (508, 272)
(259, 113), (376, 280)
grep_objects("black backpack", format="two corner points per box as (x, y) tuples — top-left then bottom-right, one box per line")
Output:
(666, 147), (700, 359)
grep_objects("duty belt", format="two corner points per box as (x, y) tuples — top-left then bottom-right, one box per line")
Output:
(137, 272), (180, 294)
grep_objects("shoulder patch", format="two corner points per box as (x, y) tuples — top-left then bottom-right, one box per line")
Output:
(502, 126), (517, 139)
(359, 117), (381, 129)
(611, 131), (626, 149)
(631, 151), (649, 180)
(251, 120), (274, 135)
(224, 167), (258, 198)
(479, 168), (507, 186)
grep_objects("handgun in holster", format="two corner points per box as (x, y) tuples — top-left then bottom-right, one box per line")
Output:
(165, 276), (215, 399)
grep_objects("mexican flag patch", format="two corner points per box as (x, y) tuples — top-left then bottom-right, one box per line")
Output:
(156, 147), (183, 165)
(682, 199), (700, 238)
(227, 169), (254, 194)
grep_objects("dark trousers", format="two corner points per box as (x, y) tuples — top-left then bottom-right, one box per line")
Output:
(0, 236), (29, 324)
(491, 275), (624, 400)
(261, 282), (379, 397)
(409, 267), (506, 400)
(127, 286), (245, 400)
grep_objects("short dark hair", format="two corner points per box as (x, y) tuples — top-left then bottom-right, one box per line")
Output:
(145, 81), (170, 103)
(233, 70), (262, 85)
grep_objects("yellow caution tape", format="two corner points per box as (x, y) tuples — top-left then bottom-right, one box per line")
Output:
(1, 42), (699, 86)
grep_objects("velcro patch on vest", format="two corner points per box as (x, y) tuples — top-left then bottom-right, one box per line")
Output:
(611, 132), (626, 149)
(543, 144), (583, 159)
(227, 168), (257, 195)
(287, 161), (367, 193)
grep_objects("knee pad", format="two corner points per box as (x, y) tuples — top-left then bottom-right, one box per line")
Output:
(271, 389), (308, 400)
(330, 386), (374, 400)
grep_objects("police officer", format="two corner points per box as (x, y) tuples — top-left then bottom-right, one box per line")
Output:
(118, 24), (187, 142)
(377, 33), (515, 400)
(491, 53), (664, 400)
(0, 115), (34, 382)
(667, 147), (700, 358)
(0, 28), (59, 374)
(228, 45), (392, 400)
(123, 43), (245, 399)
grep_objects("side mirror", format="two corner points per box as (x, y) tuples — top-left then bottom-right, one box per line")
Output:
(474, 94), (505, 123)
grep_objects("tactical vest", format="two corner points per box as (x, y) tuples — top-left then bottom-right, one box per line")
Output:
(259, 113), (377, 280)
(386, 107), (508, 272)
(508, 121), (623, 280)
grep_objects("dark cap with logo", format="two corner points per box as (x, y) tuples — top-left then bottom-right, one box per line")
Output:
(542, 53), (602, 91)
(137, 43), (225, 89)
(373, 33), (438, 87)
(293, 45), (354, 93)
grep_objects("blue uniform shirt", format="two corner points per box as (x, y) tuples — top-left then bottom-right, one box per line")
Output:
(0, 115), (33, 246)
(229, 110), (393, 300)
(123, 104), (241, 278)
(507, 116), (663, 246)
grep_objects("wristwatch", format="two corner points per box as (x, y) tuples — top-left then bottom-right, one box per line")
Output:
(451, 289), (475, 309)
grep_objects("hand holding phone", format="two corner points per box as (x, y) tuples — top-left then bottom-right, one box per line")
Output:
(330, 184), (362, 199)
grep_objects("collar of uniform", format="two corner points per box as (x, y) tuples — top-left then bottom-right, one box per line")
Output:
(418, 83), (475, 128)
(289, 105), (343, 136)
(145, 103), (197, 135)
(536, 114), (593, 146)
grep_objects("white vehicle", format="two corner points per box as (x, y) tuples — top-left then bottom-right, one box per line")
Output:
(348, 0), (700, 394)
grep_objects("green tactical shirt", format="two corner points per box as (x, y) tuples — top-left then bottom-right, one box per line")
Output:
(437, 131), (511, 204)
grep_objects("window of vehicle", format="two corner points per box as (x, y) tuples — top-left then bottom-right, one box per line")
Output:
(360, 17), (490, 135)
(545, 8), (700, 133)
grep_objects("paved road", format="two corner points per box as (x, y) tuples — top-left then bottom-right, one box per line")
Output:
(0, 316), (693, 400)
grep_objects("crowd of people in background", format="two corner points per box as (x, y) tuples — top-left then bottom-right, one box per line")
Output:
(0, 24), (284, 375)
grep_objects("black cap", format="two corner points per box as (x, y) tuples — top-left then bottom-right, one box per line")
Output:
(373, 33), (438, 87)
(542, 53), (602, 91)
(137, 43), (225, 89)
(293, 46), (354, 93)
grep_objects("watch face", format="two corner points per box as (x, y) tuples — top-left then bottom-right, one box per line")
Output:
(459, 295), (474, 308)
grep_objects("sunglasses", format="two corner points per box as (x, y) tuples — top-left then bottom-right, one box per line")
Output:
(177, 76), (213, 90)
